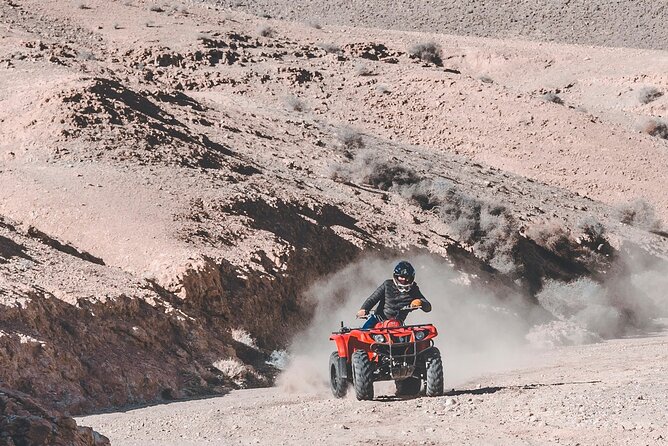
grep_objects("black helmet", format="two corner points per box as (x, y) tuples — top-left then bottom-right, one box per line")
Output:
(393, 261), (415, 292)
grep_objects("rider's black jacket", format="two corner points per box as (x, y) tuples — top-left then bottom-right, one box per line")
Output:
(361, 279), (432, 322)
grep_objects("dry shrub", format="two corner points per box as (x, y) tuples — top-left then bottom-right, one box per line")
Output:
(285, 95), (306, 112)
(638, 86), (663, 104)
(354, 64), (374, 76)
(401, 179), (518, 270)
(317, 43), (341, 54)
(148, 5), (164, 12)
(335, 126), (364, 155)
(525, 222), (576, 257)
(257, 25), (275, 38)
(375, 84), (391, 94)
(640, 117), (668, 139)
(615, 199), (662, 230)
(408, 41), (443, 66)
(541, 92), (563, 105)
(577, 217), (609, 253)
(330, 151), (419, 191)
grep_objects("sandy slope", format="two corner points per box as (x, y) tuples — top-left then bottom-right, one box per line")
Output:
(78, 322), (668, 446)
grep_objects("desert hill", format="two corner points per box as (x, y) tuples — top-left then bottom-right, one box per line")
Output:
(0, 0), (667, 442)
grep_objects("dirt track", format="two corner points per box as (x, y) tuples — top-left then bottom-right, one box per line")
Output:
(78, 321), (668, 446)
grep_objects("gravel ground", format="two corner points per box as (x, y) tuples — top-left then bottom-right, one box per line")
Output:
(78, 321), (668, 446)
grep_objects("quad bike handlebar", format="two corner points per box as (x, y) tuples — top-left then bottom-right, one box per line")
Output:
(357, 301), (422, 319)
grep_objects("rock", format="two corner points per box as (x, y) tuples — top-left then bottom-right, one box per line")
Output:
(0, 387), (110, 446)
(445, 398), (457, 406)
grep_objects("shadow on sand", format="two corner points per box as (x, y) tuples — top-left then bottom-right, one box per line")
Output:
(374, 380), (601, 402)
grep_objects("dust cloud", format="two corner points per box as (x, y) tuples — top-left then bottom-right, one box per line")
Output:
(277, 250), (668, 394)
(277, 255), (543, 393)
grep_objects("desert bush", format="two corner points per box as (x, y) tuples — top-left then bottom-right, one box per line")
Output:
(285, 94), (306, 112)
(577, 217), (609, 253)
(615, 199), (662, 230)
(407, 41), (443, 66)
(330, 151), (420, 191)
(333, 152), (520, 269)
(354, 64), (374, 76)
(640, 117), (668, 139)
(335, 126), (364, 154)
(526, 222), (575, 257)
(375, 84), (391, 94)
(366, 160), (420, 190)
(148, 5), (164, 12)
(401, 178), (518, 269)
(541, 92), (563, 105)
(77, 50), (96, 61)
(257, 25), (275, 38)
(317, 43), (341, 54)
(638, 86), (663, 104)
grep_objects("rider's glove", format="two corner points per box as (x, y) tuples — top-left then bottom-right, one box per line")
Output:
(410, 299), (423, 309)
(356, 309), (367, 318)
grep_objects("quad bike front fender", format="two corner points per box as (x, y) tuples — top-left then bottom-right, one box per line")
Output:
(331, 335), (349, 360)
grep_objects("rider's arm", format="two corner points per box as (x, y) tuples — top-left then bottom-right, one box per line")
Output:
(360, 283), (385, 312)
(414, 284), (431, 312)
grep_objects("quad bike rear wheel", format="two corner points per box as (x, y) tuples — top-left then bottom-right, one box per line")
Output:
(425, 347), (444, 397)
(395, 377), (421, 396)
(351, 350), (374, 400)
(329, 351), (348, 398)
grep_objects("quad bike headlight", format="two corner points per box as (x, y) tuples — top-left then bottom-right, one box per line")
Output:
(414, 331), (426, 341)
(372, 334), (386, 343)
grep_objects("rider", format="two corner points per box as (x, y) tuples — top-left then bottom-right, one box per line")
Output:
(356, 260), (431, 329)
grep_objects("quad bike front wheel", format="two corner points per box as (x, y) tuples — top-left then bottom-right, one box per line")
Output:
(351, 350), (374, 400)
(395, 377), (421, 396)
(329, 351), (348, 398)
(425, 347), (444, 397)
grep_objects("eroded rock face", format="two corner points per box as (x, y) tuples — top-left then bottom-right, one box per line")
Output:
(0, 387), (109, 446)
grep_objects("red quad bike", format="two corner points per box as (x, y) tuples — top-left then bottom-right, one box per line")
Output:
(329, 304), (444, 400)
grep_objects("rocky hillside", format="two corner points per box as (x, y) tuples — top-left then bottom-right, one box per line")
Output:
(0, 0), (666, 420)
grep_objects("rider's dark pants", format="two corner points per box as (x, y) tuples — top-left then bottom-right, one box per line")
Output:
(362, 314), (379, 329)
